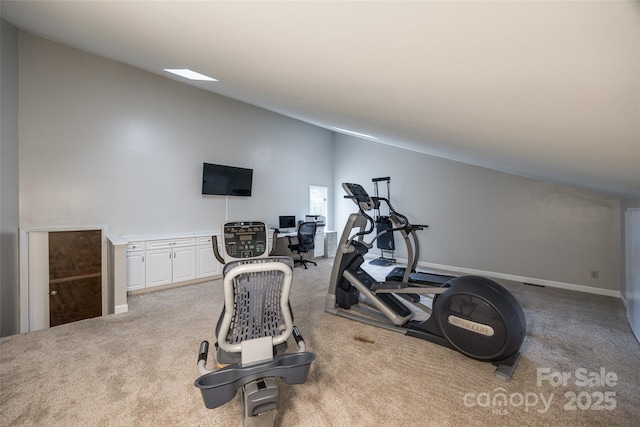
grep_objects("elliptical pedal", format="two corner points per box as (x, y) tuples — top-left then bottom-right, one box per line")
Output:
(356, 269), (413, 318)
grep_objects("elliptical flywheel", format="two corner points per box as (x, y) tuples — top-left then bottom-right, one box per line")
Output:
(433, 276), (526, 362)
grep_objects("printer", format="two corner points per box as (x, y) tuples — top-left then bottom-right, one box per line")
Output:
(304, 215), (325, 228)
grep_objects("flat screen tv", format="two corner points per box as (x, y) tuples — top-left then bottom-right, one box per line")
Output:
(202, 163), (253, 197)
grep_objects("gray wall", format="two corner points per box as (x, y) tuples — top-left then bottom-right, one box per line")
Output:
(18, 32), (334, 237)
(333, 134), (621, 292)
(1, 19), (20, 337)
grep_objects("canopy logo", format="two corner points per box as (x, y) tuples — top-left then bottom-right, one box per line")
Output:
(462, 367), (618, 415)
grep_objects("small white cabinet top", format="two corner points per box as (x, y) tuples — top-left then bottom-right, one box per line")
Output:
(108, 231), (219, 247)
(145, 238), (196, 250)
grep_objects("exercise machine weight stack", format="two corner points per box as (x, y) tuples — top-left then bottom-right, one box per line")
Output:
(370, 177), (396, 267)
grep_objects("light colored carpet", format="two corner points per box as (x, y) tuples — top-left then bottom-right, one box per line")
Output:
(1, 257), (639, 426)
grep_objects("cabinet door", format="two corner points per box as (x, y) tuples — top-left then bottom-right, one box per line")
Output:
(126, 251), (146, 291)
(314, 233), (325, 258)
(173, 246), (196, 283)
(325, 231), (338, 258)
(146, 248), (173, 288)
(196, 245), (220, 278)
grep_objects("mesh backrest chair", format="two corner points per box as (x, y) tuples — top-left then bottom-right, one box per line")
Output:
(288, 221), (317, 269)
(214, 257), (295, 366)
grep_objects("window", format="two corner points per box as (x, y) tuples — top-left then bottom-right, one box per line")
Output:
(309, 185), (328, 221)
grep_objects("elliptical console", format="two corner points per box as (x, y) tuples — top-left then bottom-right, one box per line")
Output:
(220, 221), (269, 261)
(327, 183), (526, 381)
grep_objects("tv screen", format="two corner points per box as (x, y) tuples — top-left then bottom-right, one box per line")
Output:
(202, 163), (253, 196)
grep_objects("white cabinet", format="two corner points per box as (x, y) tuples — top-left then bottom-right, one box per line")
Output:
(123, 234), (220, 293)
(313, 229), (325, 258)
(172, 245), (196, 282)
(196, 236), (220, 278)
(145, 238), (196, 288)
(324, 231), (337, 258)
(126, 242), (146, 291)
(120, 232), (222, 291)
(146, 248), (173, 288)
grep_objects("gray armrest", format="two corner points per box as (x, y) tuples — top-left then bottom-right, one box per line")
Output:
(212, 235), (224, 264)
(269, 229), (278, 256)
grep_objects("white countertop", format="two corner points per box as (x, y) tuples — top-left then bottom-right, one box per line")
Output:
(107, 230), (219, 245)
(107, 229), (335, 245)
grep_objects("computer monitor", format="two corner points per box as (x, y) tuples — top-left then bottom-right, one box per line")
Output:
(279, 216), (296, 229)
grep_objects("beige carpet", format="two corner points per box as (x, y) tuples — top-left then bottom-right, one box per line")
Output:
(1, 258), (639, 426)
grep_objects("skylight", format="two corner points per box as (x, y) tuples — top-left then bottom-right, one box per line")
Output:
(163, 69), (217, 81)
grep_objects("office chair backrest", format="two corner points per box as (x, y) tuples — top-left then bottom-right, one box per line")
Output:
(297, 222), (317, 252)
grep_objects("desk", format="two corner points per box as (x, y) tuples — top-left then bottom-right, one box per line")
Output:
(272, 232), (299, 257)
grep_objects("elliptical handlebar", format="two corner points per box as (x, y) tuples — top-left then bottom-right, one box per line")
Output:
(342, 182), (428, 246)
(372, 196), (429, 236)
(344, 194), (376, 240)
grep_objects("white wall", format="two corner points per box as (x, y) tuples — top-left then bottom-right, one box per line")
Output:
(1, 19), (20, 336)
(623, 202), (640, 341)
(622, 197), (640, 301)
(18, 32), (334, 237)
(333, 134), (621, 292)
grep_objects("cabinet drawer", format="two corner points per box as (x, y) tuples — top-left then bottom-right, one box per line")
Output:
(197, 236), (214, 246)
(145, 238), (195, 250)
(126, 241), (145, 252)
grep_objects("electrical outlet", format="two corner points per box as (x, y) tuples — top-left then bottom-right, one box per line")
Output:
(590, 270), (599, 279)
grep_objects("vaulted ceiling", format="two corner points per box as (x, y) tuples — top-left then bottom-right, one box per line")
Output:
(3, 1), (639, 197)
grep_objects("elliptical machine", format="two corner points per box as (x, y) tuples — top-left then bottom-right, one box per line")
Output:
(325, 183), (526, 381)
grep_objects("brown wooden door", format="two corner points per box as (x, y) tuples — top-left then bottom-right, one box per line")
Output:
(48, 230), (102, 327)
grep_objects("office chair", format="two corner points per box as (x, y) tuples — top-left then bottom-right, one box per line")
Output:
(288, 221), (317, 269)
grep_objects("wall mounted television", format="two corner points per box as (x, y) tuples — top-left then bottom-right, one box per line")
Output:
(202, 163), (253, 197)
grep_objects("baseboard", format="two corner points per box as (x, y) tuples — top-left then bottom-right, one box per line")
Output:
(114, 304), (129, 314)
(364, 255), (621, 299)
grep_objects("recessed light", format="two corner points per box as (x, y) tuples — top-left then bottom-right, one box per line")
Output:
(164, 68), (217, 81)
(333, 127), (378, 140)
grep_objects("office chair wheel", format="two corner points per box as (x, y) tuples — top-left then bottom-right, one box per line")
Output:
(301, 259), (317, 269)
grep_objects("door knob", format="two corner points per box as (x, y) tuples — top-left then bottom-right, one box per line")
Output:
(50, 290), (58, 296)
